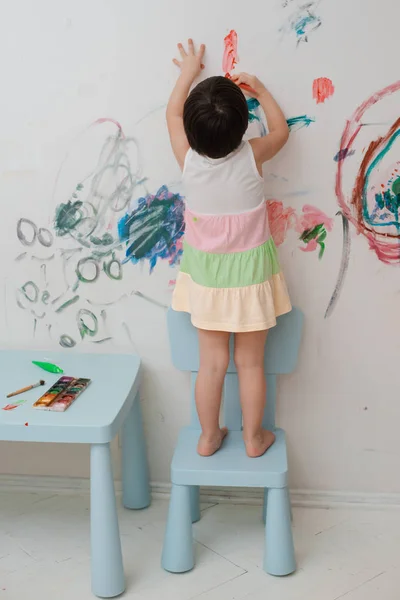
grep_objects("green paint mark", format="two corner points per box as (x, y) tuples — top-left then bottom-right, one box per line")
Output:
(300, 223), (328, 259)
(103, 254), (122, 280)
(392, 177), (400, 196)
(55, 295), (80, 313)
(59, 334), (76, 348)
(76, 183), (84, 191)
(21, 281), (39, 303)
(300, 223), (325, 244)
(90, 233), (114, 246)
(77, 309), (98, 339)
(41, 291), (50, 305)
(76, 257), (99, 283)
(54, 200), (83, 236)
(193, 217), (198, 222)
(92, 337), (112, 344)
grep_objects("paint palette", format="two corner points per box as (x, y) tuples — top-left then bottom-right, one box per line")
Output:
(33, 377), (91, 412)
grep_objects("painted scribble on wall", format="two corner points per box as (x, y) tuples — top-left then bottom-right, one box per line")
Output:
(222, 29), (238, 75)
(247, 98), (267, 137)
(118, 186), (184, 272)
(281, 1), (322, 45)
(14, 117), (177, 347)
(223, 28), (332, 262)
(16, 17), (393, 345)
(312, 77), (335, 104)
(287, 115), (315, 132)
(267, 200), (333, 258)
(325, 81), (400, 317)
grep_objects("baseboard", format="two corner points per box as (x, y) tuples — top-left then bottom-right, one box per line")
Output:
(1, 474), (400, 511)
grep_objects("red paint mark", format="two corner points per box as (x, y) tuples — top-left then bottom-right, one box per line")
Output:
(168, 279), (176, 287)
(222, 31), (257, 95)
(294, 205), (334, 235)
(24, 422), (29, 426)
(222, 30), (238, 74)
(336, 80), (400, 264)
(268, 200), (333, 257)
(301, 238), (318, 253)
(2, 404), (18, 411)
(93, 118), (125, 139)
(312, 77), (335, 104)
(267, 200), (296, 246)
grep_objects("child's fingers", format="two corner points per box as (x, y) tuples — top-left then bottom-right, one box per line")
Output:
(232, 74), (245, 86)
(188, 38), (194, 54)
(172, 58), (181, 67)
(177, 43), (187, 58)
(198, 43), (206, 61)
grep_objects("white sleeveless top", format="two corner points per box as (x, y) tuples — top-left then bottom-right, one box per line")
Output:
(182, 141), (264, 215)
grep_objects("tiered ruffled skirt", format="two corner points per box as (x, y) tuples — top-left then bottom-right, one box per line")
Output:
(172, 201), (291, 332)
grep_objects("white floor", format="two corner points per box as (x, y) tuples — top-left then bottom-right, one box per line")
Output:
(1, 491), (400, 599)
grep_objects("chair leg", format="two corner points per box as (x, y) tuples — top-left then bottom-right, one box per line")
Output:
(263, 488), (268, 524)
(91, 443), (125, 598)
(264, 487), (296, 576)
(122, 393), (151, 510)
(286, 487), (293, 522)
(162, 484), (194, 573)
(190, 485), (201, 523)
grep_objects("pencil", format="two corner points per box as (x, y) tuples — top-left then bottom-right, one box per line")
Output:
(7, 380), (45, 398)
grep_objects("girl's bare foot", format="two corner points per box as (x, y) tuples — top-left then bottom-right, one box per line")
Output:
(244, 429), (275, 458)
(197, 427), (228, 456)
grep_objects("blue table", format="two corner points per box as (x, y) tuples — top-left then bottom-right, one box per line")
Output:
(0, 350), (150, 598)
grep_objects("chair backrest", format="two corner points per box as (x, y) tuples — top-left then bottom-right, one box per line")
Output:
(167, 308), (304, 430)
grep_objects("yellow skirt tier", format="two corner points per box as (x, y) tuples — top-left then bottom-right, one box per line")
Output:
(172, 271), (292, 332)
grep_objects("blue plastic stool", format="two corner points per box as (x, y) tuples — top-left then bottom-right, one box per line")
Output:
(161, 308), (303, 576)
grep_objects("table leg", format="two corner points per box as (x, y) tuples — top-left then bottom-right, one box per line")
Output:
(122, 392), (151, 510)
(91, 443), (125, 598)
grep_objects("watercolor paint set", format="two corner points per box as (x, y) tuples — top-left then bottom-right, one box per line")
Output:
(33, 377), (91, 412)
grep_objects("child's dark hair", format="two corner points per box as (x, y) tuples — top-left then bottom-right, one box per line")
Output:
(183, 76), (248, 159)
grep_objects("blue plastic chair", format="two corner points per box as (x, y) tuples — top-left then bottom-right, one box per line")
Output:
(161, 307), (303, 576)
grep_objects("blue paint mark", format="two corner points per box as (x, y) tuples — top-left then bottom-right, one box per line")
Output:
(291, 5), (322, 43)
(118, 185), (185, 272)
(282, 2), (322, 44)
(287, 115), (315, 132)
(334, 148), (356, 162)
(247, 98), (260, 112)
(247, 98), (267, 137)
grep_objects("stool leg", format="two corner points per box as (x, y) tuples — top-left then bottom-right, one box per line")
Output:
(122, 393), (151, 510)
(263, 488), (268, 524)
(190, 485), (201, 523)
(264, 487), (296, 576)
(91, 443), (125, 598)
(162, 484), (194, 573)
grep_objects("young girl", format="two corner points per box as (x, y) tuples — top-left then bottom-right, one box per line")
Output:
(167, 39), (292, 458)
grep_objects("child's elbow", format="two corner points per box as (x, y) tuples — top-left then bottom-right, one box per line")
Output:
(281, 125), (290, 145)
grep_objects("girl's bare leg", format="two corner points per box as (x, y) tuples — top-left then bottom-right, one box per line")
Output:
(234, 330), (275, 458)
(196, 328), (230, 456)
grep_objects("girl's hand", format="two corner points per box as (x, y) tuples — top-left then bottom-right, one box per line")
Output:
(231, 73), (266, 98)
(173, 39), (205, 83)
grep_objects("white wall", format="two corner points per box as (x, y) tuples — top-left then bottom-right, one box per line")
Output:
(1, 0), (400, 494)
